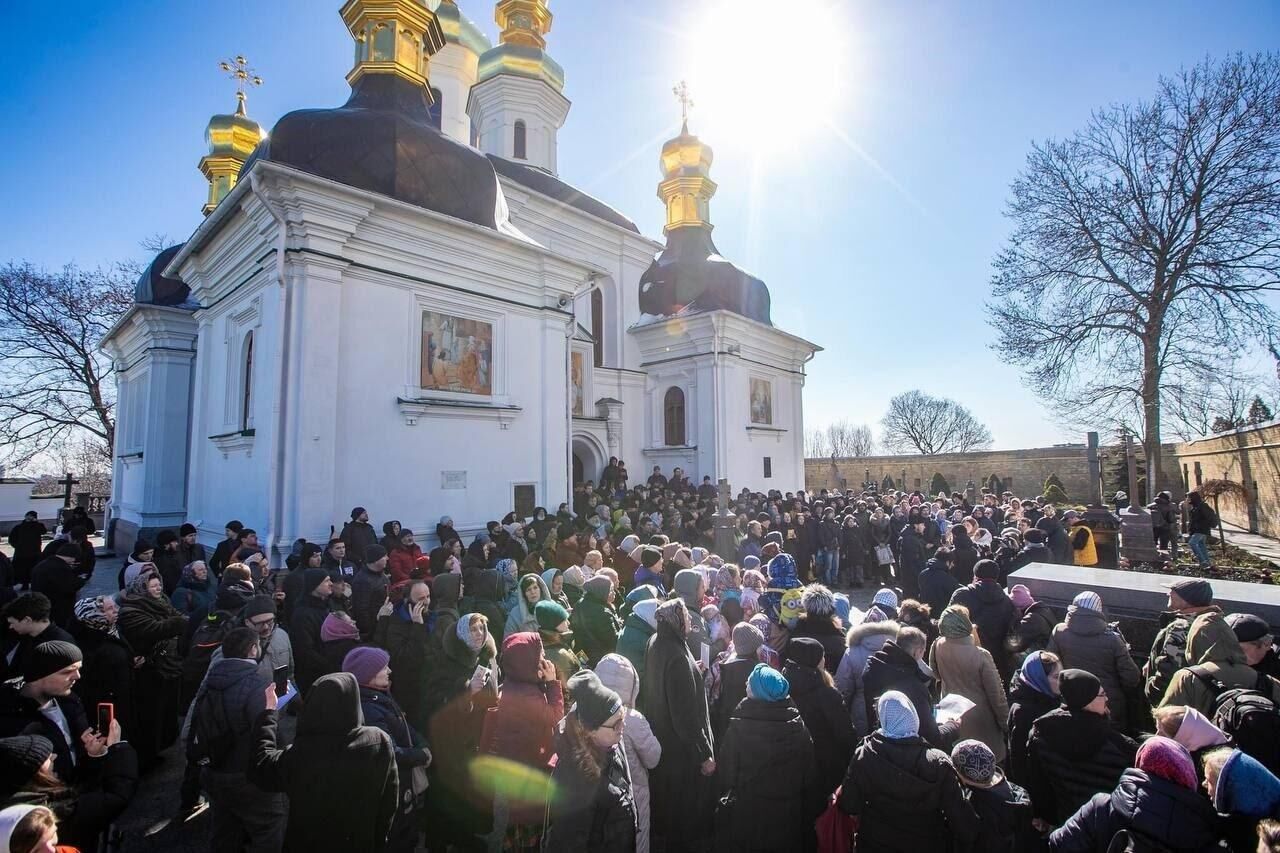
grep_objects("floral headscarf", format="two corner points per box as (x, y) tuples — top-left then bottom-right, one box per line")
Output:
(126, 568), (160, 598)
(73, 596), (117, 637)
(741, 570), (767, 593)
(655, 598), (690, 638)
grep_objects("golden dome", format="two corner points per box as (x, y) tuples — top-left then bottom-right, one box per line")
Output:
(199, 96), (267, 216)
(658, 122), (717, 234)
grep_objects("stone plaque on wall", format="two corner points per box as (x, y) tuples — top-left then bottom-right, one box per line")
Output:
(441, 470), (467, 490)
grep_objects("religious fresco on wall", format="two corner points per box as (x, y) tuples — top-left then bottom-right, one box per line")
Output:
(571, 351), (586, 416)
(420, 310), (493, 395)
(750, 377), (773, 425)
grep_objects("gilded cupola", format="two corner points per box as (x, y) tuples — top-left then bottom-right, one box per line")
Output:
(199, 56), (267, 216)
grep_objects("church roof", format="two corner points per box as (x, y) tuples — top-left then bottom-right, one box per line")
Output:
(488, 155), (640, 234)
(241, 74), (508, 232)
(638, 227), (772, 326)
(434, 0), (492, 56)
(134, 244), (193, 307)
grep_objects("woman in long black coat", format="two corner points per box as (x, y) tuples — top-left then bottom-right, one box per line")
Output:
(716, 664), (822, 853)
(640, 599), (715, 853)
(252, 672), (400, 852)
(782, 637), (854, 801)
(117, 569), (187, 767)
(69, 596), (138, 748)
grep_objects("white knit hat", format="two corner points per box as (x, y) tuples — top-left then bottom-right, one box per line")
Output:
(1072, 590), (1103, 613)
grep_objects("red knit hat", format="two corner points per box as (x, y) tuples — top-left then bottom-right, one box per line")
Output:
(1136, 735), (1197, 791)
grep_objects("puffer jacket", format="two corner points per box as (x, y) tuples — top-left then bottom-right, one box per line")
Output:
(545, 738), (636, 853)
(834, 620), (900, 736)
(1048, 768), (1219, 853)
(1005, 674), (1059, 786)
(188, 656), (270, 774)
(790, 615), (848, 674)
(1046, 607), (1140, 726)
(948, 581), (1016, 675)
(1011, 601), (1057, 656)
(839, 732), (978, 853)
(919, 558), (962, 616)
(784, 660), (855, 801)
(1025, 708), (1138, 825)
(962, 778), (1034, 853)
(1160, 609), (1280, 716)
(596, 655), (661, 853)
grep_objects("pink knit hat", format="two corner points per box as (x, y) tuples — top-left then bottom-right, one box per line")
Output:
(1135, 736), (1198, 791)
(1010, 584), (1035, 610)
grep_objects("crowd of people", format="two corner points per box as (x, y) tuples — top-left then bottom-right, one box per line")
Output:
(0, 472), (1275, 852)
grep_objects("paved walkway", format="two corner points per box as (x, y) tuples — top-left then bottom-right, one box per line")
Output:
(1220, 521), (1280, 566)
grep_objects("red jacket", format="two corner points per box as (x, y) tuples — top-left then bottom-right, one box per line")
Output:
(388, 545), (427, 584)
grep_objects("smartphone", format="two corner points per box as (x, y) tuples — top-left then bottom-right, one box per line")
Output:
(97, 702), (114, 735)
(273, 666), (290, 696)
(471, 664), (490, 685)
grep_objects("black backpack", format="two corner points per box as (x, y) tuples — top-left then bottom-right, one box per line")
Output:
(1107, 827), (1176, 853)
(187, 685), (238, 770)
(180, 610), (237, 706)
(1189, 665), (1280, 774)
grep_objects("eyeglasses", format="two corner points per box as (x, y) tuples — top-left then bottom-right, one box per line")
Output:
(601, 717), (626, 732)
(249, 618), (275, 629)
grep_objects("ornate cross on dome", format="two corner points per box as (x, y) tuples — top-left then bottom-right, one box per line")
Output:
(219, 55), (264, 115)
(673, 80), (694, 128)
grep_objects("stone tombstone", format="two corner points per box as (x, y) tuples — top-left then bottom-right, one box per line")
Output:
(1119, 433), (1159, 563)
(713, 478), (737, 560)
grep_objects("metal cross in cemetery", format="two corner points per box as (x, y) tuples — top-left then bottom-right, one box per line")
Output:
(58, 472), (79, 508)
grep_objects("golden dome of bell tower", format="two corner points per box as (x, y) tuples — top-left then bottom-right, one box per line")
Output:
(658, 82), (717, 235)
(199, 56), (267, 216)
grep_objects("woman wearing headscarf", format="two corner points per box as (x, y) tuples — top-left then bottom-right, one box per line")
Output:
(252, 672), (399, 850)
(480, 632), (563, 852)
(783, 637), (854, 803)
(570, 575), (621, 667)
(1203, 747), (1280, 852)
(617, 599), (660, 682)
(1046, 591), (1140, 728)
(169, 560), (216, 618)
(1006, 650), (1061, 786)
(494, 558), (520, 614)
(69, 595), (138, 750)
(505, 573), (551, 638)
(544, 671), (637, 853)
(118, 568), (188, 767)
(1152, 705), (1230, 780)
(641, 599), (715, 853)
(839, 691), (978, 852)
(1049, 736), (1219, 853)
(320, 611), (362, 673)
(930, 605), (1010, 763)
(539, 568), (570, 612)
(595, 654), (662, 853)
(715, 664), (821, 853)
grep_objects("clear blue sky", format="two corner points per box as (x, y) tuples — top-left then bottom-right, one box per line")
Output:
(2, 0), (1277, 449)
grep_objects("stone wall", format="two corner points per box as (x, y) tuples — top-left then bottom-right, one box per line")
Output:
(805, 445), (1093, 500)
(1174, 421), (1280, 537)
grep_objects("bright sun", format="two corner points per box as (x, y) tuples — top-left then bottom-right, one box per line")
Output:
(684, 0), (848, 151)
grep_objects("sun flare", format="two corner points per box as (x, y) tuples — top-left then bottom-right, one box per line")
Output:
(684, 0), (849, 151)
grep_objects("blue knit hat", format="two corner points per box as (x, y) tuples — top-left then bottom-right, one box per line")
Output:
(877, 690), (920, 739)
(747, 663), (789, 702)
(1215, 748), (1280, 816)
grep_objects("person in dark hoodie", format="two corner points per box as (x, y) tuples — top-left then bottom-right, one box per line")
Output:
(427, 571), (463, 656)
(918, 547), (962, 617)
(252, 672), (399, 851)
(1006, 650), (1061, 787)
(783, 637), (854, 803)
(379, 520), (402, 554)
(343, 647), (431, 853)
(948, 525), (980, 586)
(570, 575), (621, 667)
(1026, 668), (1139, 829)
(466, 569), (508, 645)
(950, 739), (1034, 853)
(1049, 736), (1219, 853)
(1036, 507), (1071, 565)
(716, 664), (822, 853)
(839, 690), (979, 852)
(948, 560), (1017, 680)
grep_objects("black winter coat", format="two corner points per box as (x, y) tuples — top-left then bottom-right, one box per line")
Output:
(251, 673), (399, 852)
(783, 662), (854, 800)
(289, 594), (333, 693)
(375, 608), (432, 735)
(350, 567), (389, 640)
(1011, 601), (1057, 656)
(863, 640), (948, 750)
(1005, 674), (1059, 787)
(31, 556), (85, 627)
(1048, 768), (1220, 853)
(545, 739), (637, 853)
(340, 520), (379, 567)
(712, 657), (755, 744)
(0, 623), (74, 682)
(641, 619), (714, 847)
(5, 742), (139, 851)
(959, 778), (1034, 853)
(790, 616), (847, 674)
(919, 558), (962, 617)
(0, 684), (91, 783)
(839, 732), (978, 853)
(190, 656), (270, 774)
(949, 581), (1016, 675)
(951, 545), (979, 586)
(1008, 542), (1053, 577)
(70, 622), (138, 751)
(716, 697), (821, 853)
(897, 528), (928, 594)
(1025, 708), (1138, 825)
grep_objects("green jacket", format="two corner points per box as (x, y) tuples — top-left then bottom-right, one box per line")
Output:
(569, 593), (621, 667)
(616, 614), (656, 682)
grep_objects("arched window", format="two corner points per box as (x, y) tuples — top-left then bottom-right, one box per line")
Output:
(240, 331), (255, 431)
(514, 120), (527, 160)
(663, 387), (685, 446)
(591, 288), (604, 368)
(428, 87), (443, 130)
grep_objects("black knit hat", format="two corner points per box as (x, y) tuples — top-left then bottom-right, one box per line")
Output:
(0, 735), (53, 798)
(567, 670), (622, 730)
(303, 569), (329, 595)
(56, 542), (81, 559)
(1059, 668), (1103, 712)
(640, 546), (662, 568)
(365, 544), (387, 564)
(23, 640), (82, 683)
(784, 637), (825, 669)
(242, 596), (277, 620)
(974, 559), (1000, 580)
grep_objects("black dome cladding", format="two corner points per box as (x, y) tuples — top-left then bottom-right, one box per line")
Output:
(241, 74), (502, 231)
(134, 244), (190, 306)
(638, 227), (772, 325)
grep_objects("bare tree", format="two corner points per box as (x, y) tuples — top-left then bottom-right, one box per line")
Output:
(0, 263), (135, 466)
(1164, 361), (1260, 440)
(989, 54), (1280, 491)
(825, 420), (876, 457)
(805, 429), (832, 459)
(880, 391), (993, 455)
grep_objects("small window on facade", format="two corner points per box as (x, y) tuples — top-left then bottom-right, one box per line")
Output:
(514, 484), (536, 519)
(663, 387), (685, 446)
(514, 120), (527, 160)
(591, 289), (604, 368)
(240, 331), (255, 432)
(763, 457), (773, 479)
(428, 87), (443, 130)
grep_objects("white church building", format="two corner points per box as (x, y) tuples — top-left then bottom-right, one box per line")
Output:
(102, 0), (820, 558)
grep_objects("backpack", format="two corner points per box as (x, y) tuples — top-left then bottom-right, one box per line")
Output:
(1107, 827), (1176, 853)
(1189, 665), (1280, 774)
(181, 610), (237, 705)
(187, 684), (238, 770)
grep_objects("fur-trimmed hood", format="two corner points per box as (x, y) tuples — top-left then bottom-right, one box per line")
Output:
(846, 620), (900, 650)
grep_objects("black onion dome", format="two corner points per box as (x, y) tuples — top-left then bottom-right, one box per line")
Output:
(242, 74), (502, 230)
(134, 244), (191, 306)
(638, 228), (772, 325)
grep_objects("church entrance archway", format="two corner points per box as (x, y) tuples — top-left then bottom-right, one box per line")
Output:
(571, 434), (606, 486)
